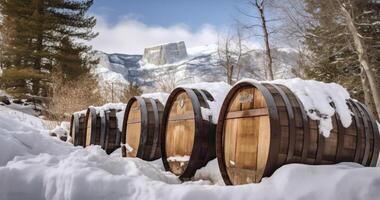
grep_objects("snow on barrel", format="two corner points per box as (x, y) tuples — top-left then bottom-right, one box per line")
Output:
(161, 82), (231, 180)
(69, 112), (86, 146)
(216, 79), (380, 185)
(121, 93), (168, 161)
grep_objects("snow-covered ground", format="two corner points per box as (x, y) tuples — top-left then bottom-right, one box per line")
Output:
(1, 81), (380, 199)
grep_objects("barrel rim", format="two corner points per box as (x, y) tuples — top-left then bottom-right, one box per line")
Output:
(266, 83), (296, 163)
(356, 101), (371, 165)
(70, 113), (81, 146)
(357, 101), (380, 166)
(100, 110), (109, 150)
(149, 98), (162, 160)
(216, 81), (280, 185)
(160, 87), (210, 180)
(122, 96), (148, 158)
(348, 99), (364, 163)
(277, 85), (311, 163)
(70, 113), (75, 137)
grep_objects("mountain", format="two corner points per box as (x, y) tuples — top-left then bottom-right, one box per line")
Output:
(91, 42), (298, 100)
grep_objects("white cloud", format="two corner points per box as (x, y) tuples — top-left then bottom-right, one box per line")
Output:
(89, 16), (220, 54)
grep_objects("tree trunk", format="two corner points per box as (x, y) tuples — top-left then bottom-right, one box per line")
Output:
(256, 1), (274, 80)
(361, 69), (378, 119)
(340, 5), (380, 120)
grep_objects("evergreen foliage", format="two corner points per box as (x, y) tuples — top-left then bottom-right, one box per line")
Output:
(303, 0), (380, 102)
(0, 0), (98, 98)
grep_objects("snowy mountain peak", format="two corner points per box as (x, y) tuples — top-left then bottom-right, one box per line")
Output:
(142, 41), (188, 65)
(92, 43), (298, 101)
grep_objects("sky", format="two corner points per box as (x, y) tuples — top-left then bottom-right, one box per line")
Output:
(88, 0), (252, 54)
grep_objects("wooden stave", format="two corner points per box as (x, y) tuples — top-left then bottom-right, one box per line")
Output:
(160, 87), (216, 181)
(122, 96), (163, 161)
(216, 81), (380, 185)
(85, 107), (97, 146)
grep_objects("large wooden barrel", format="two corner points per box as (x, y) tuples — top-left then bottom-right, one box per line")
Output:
(121, 96), (164, 161)
(216, 81), (380, 185)
(100, 109), (121, 154)
(161, 87), (216, 180)
(69, 113), (86, 146)
(84, 107), (106, 147)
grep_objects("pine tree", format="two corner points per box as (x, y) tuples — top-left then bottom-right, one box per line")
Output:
(46, 0), (98, 81)
(0, 0), (48, 98)
(0, 0), (97, 99)
(55, 37), (89, 80)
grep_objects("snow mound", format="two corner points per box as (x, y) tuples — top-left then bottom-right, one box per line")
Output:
(194, 159), (224, 185)
(0, 106), (46, 132)
(239, 78), (352, 137)
(0, 107), (73, 166)
(178, 82), (232, 124)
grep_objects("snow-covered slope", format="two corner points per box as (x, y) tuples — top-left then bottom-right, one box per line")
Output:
(92, 44), (298, 99)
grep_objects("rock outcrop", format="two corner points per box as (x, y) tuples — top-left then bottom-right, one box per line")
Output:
(143, 41), (188, 65)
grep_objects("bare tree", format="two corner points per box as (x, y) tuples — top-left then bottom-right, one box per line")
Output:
(120, 81), (143, 102)
(251, 0), (274, 80)
(217, 24), (247, 84)
(47, 72), (105, 122)
(155, 70), (185, 93)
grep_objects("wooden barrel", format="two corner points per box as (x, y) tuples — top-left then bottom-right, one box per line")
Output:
(121, 96), (164, 161)
(161, 87), (216, 180)
(69, 113), (86, 146)
(100, 109), (121, 154)
(216, 81), (380, 185)
(84, 107), (106, 147)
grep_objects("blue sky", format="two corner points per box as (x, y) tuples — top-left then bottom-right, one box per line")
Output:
(91, 0), (243, 31)
(89, 0), (261, 54)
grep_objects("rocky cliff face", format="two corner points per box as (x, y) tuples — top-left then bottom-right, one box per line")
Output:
(142, 41), (188, 65)
(92, 43), (298, 101)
